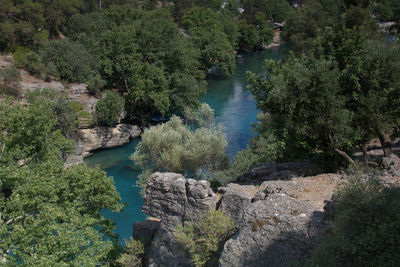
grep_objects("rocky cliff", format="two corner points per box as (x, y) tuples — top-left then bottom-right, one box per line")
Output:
(137, 166), (341, 267)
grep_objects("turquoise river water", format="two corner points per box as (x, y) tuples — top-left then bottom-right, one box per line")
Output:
(85, 45), (287, 242)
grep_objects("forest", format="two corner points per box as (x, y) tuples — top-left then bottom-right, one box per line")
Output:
(1, 0), (400, 265)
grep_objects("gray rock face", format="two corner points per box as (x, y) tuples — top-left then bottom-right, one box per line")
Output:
(20, 80), (65, 94)
(143, 172), (217, 229)
(68, 83), (88, 96)
(132, 219), (160, 241)
(76, 124), (141, 157)
(219, 184), (323, 267)
(142, 172), (216, 267)
(218, 183), (257, 226)
(141, 171), (327, 267)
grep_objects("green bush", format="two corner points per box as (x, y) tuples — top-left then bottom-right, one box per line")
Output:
(0, 65), (21, 97)
(131, 115), (229, 191)
(117, 238), (146, 267)
(95, 90), (124, 127)
(26, 88), (78, 138)
(308, 171), (400, 266)
(175, 210), (235, 267)
(40, 39), (105, 91)
(13, 46), (57, 80)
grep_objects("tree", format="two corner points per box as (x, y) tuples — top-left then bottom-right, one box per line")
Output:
(0, 99), (122, 265)
(40, 39), (105, 93)
(312, 26), (400, 157)
(0, 99), (72, 164)
(249, 25), (400, 166)
(90, 7), (206, 119)
(0, 0), (46, 49)
(131, 114), (229, 191)
(26, 88), (79, 138)
(95, 90), (125, 127)
(249, 53), (356, 165)
(183, 7), (236, 75)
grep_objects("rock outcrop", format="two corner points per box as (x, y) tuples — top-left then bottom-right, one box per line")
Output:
(132, 218), (161, 241)
(139, 169), (341, 267)
(218, 184), (323, 267)
(142, 172), (216, 267)
(76, 124), (141, 158)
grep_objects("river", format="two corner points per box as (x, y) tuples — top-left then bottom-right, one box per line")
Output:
(84, 45), (288, 242)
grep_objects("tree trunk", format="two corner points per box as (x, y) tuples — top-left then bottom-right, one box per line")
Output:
(335, 148), (355, 165)
(98, 0), (102, 9)
(360, 144), (369, 163)
(377, 131), (392, 157)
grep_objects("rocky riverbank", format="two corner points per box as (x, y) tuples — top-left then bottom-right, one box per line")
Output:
(134, 163), (343, 267)
(1, 55), (143, 167)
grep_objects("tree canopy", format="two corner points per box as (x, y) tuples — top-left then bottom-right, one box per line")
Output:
(249, 26), (400, 166)
(0, 99), (122, 265)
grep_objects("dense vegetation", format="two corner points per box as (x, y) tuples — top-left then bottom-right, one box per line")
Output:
(308, 169), (400, 266)
(1, 0), (399, 265)
(132, 104), (229, 191)
(0, 0), (296, 123)
(0, 99), (122, 265)
(243, 0), (400, 172)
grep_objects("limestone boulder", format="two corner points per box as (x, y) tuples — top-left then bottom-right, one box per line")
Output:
(76, 124), (141, 157)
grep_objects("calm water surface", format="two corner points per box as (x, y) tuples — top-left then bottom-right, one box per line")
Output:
(85, 46), (287, 241)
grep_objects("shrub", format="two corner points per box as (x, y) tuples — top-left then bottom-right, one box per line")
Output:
(308, 171), (400, 266)
(13, 47), (57, 80)
(117, 238), (146, 267)
(26, 88), (78, 138)
(183, 103), (214, 128)
(175, 210), (235, 267)
(40, 39), (105, 90)
(95, 90), (125, 127)
(131, 115), (229, 191)
(0, 65), (21, 97)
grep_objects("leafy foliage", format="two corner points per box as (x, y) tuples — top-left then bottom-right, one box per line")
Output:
(0, 65), (21, 97)
(183, 103), (215, 128)
(117, 238), (149, 266)
(0, 99), (72, 164)
(175, 210), (235, 267)
(308, 171), (400, 266)
(183, 7), (236, 76)
(95, 90), (125, 127)
(0, 99), (122, 265)
(249, 27), (400, 167)
(40, 39), (105, 92)
(26, 88), (79, 138)
(131, 115), (228, 191)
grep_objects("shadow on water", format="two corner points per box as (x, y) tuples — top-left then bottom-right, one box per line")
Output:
(84, 45), (289, 241)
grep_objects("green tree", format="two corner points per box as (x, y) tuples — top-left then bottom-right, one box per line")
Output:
(131, 115), (228, 190)
(90, 7), (206, 119)
(95, 90), (125, 127)
(0, 98), (72, 164)
(26, 88), (79, 138)
(0, 0), (46, 49)
(40, 39), (105, 93)
(0, 99), (122, 265)
(249, 53), (356, 165)
(175, 210), (235, 267)
(183, 7), (236, 75)
(312, 26), (400, 156)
